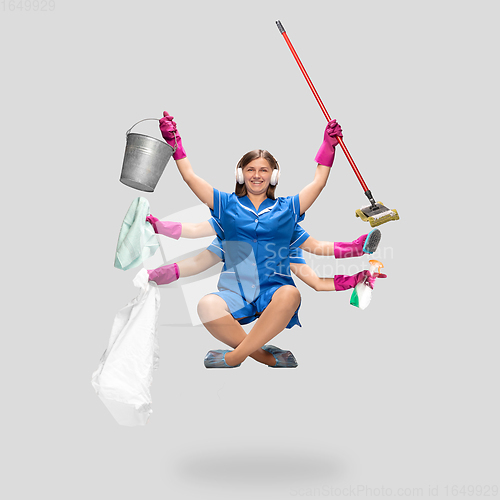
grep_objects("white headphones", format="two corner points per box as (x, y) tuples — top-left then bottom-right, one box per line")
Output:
(235, 162), (280, 186)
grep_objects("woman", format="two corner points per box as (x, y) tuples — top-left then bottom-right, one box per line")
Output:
(157, 111), (342, 369)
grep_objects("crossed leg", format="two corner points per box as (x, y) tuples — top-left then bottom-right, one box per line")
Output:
(197, 285), (301, 367)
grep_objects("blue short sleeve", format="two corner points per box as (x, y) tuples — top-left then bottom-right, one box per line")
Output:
(208, 217), (224, 239)
(210, 189), (230, 220)
(290, 223), (310, 250)
(210, 189), (230, 238)
(290, 193), (301, 223)
(289, 223), (309, 264)
(207, 236), (224, 260)
(289, 247), (306, 264)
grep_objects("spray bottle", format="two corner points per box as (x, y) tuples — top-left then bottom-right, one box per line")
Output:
(350, 260), (384, 310)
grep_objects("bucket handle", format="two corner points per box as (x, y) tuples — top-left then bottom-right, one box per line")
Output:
(126, 118), (177, 152)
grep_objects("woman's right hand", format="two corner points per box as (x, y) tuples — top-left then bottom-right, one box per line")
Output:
(159, 111), (187, 160)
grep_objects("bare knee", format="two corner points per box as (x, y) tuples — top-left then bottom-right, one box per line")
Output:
(273, 285), (301, 309)
(197, 294), (230, 323)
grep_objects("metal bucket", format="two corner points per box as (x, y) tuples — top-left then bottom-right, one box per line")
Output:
(120, 118), (176, 192)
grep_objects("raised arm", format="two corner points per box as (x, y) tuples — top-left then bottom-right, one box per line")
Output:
(175, 157), (214, 209)
(298, 120), (342, 214)
(159, 111), (214, 209)
(298, 164), (331, 214)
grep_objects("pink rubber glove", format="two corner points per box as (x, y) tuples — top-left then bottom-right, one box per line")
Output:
(146, 215), (182, 240)
(159, 111), (187, 160)
(146, 215), (160, 232)
(334, 270), (387, 291)
(148, 263), (180, 285)
(315, 119), (343, 167)
(365, 271), (387, 289)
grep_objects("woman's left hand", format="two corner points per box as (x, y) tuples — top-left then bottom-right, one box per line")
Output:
(314, 119), (343, 167)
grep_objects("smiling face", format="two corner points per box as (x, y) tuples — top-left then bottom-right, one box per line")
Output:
(242, 158), (273, 196)
(235, 149), (279, 200)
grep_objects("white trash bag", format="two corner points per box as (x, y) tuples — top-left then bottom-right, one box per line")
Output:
(91, 269), (160, 426)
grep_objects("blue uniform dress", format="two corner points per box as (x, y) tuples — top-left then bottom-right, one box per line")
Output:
(208, 228), (309, 265)
(207, 189), (310, 328)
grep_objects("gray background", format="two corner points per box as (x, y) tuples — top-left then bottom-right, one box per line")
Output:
(2, 0), (498, 499)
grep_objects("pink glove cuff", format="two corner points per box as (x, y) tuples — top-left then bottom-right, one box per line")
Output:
(315, 144), (336, 168)
(334, 234), (368, 259)
(172, 140), (187, 161)
(156, 220), (182, 239)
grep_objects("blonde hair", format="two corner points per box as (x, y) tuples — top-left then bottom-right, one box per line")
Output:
(234, 149), (279, 200)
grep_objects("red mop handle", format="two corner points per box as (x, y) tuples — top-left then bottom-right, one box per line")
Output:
(276, 20), (369, 193)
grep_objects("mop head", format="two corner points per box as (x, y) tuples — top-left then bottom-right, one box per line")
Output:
(356, 202), (399, 227)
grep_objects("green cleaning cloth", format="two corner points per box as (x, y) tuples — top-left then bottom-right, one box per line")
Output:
(114, 197), (159, 271)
